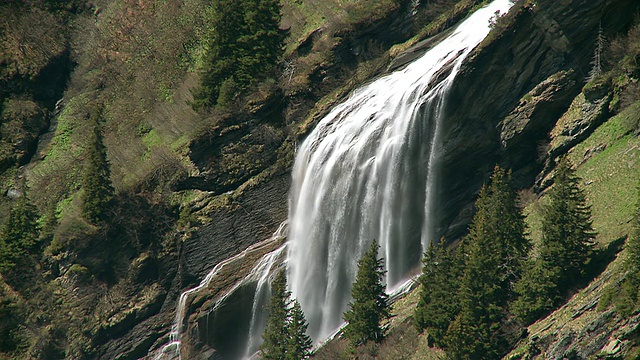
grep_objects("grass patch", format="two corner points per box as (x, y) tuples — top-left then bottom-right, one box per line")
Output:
(281, 0), (400, 55)
(142, 130), (163, 152)
(28, 94), (92, 214)
(529, 104), (640, 249)
(565, 111), (640, 246)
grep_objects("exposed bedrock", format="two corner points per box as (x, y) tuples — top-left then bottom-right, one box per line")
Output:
(439, 0), (640, 241)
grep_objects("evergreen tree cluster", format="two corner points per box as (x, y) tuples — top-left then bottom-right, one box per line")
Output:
(0, 195), (40, 273)
(343, 241), (391, 347)
(413, 241), (461, 348)
(445, 166), (529, 359)
(414, 162), (596, 359)
(191, 0), (286, 109)
(262, 242), (392, 358)
(261, 270), (313, 360)
(513, 159), (595, 324)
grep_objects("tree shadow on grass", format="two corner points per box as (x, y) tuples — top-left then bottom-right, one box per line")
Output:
(581, 235), (627, 288)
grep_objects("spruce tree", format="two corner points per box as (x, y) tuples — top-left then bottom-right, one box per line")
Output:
(445, 166), (529, 359)
(414, 240), (462, 348)
(261, 270), (313, 360)
(82, 124), (114, 224)
(0, 196), (40, 273)
(588, 24), (606, 82)
(614, 180), (640, 315)
(343, 241), (390, 347)
(261, 270), (290, 360)
(512, 258), (561, 325)
(540, 158), (595, 287)
(626, 181), (640, 272)
(285, 300), (313, 360)
(192, 0), (286, 109)
(513, 158), (595, 324)
(192, 0), (240, 109)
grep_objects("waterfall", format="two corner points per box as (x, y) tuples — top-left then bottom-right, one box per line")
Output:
(287, 0), (513, 342)
(153, 1), (513, 358)
(154, 223), (288, 360)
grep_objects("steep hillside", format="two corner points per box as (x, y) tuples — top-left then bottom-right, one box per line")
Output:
(1, 0), (639, 358)
(313, 0), (640, 358)
(0, 0), (490, 359)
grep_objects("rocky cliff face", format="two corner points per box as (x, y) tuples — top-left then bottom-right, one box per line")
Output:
(91, 1), (481, 358)
(158, 0), (640, 358)
(2, 0), (638, 358)
(439, 0), (640, 240)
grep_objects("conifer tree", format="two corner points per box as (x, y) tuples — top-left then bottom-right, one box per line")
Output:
(0, 286), (21, 351)
(82, 123), (114, 225)
(285, 300), (313, 360)
(513, 158), (595, 324)
(343, 241), (390, 347)
(614, 180), (640, 315)
(540, 158), (595, 287)
(588, 24), (606, 81)
(192, 0), (286, 109)
(445, 166), (529, 359)
(414, 240), (462, 348)
(261, 270), (313, 360)
(512, 258), (561, 325)
(261, 270), (290, 360)
(626, 181), (640, 272)
(0, 195), (40, 272)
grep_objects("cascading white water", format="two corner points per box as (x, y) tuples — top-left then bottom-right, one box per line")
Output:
(153, 223), (288, 360)
(287, 0), (514, 342)
(152, 1), (513, 359)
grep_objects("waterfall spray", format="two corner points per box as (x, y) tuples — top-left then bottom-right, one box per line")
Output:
(153, 1), (514, 358)
(287, 0), (514, 342)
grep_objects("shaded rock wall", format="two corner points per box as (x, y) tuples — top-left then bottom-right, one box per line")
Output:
(439, 0), (640, 240)
(140, 0), (640, 357)
(182, 173), (290, 282)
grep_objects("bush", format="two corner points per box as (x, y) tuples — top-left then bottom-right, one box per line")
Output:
(217, 77), (240, 108)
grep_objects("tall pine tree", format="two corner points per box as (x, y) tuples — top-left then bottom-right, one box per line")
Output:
(512, 257), (562, 325)
(286, 300), (313, 360)
(626, 181), (640, 273)
(343, 241), (390, 347)
(0, 195), (40, 273)
(192, 0), (286, 109)
(612, 180), (640, 315)
(261, 270), (290, 360)
(540, 158), (595, 287)
(82, 118), (114, 225)
(513, 158), (595, 324)
(414, 240), (463, 348)
(445, 166), (529, 359)
(261, 270), (313, 360)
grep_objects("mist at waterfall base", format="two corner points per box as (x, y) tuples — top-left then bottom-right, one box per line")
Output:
(156, 1), (513, 359)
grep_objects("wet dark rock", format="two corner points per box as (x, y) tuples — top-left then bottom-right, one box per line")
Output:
(182, 173), (289, 282)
